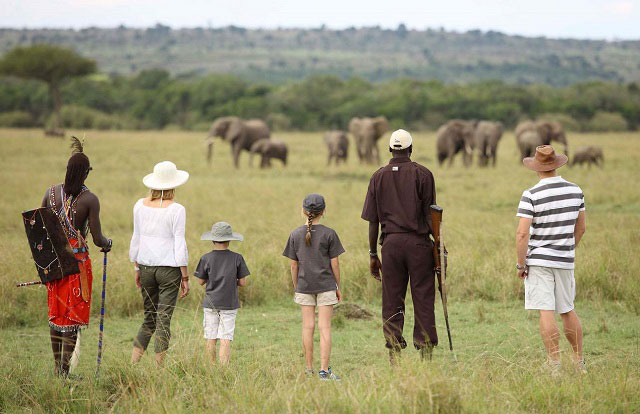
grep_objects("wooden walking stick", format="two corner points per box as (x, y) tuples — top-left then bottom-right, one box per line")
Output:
(16, 280), (42, 287)
(430, 205), (454, 353)
(95, 251), (107, 378)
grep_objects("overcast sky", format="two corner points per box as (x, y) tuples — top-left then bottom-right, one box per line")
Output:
(2, 0), (639, 40)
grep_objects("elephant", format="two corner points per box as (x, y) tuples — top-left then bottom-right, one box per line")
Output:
(348, 116), (389, 164)
(249, 138), (288, 168)
(474, 121), (504, 167)
(206, 116), (270, 168)
(571, 146), (603, 168)
(324, 130), (349, 165)
(436, 119), (478, 167)
(515, 120), (569, 160)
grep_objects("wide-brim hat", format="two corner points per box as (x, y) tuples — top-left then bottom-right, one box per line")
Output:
(523, 145), (568, 172)
(201, 221), (244, 242)
(143, 161), (189, 190)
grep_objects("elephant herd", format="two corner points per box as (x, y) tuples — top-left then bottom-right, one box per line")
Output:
(205, 116), (603, 169)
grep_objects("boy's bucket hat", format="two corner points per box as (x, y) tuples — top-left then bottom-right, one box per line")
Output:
(143, 161), (189, 190)
(523, 145), (568, 172)
(201, 222), (244, 242)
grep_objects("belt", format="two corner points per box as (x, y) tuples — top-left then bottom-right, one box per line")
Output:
(73, 247), (87, 254)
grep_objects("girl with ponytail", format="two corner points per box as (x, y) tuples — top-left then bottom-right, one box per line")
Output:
(282, 194), (345, 380)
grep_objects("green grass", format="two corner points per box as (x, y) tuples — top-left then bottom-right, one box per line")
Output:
(0, 300), (638, 413)
(1, 128), (639, 412)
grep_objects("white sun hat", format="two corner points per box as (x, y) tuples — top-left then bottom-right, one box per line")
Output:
(143, 161), (189, 190)
(389, 129), (413, 150)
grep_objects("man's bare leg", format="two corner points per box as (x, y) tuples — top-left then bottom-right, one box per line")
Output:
(539, 310), (560, 362)
(301, 305), (316, 370)
(206, 339), (217, 364)
(60, 331), (77, 377)
(50, 328), (63, 376)
(219, 339), (231, 365)
(560, 310), (583, 361)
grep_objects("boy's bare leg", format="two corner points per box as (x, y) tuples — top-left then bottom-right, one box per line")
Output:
(155, 351), (166, 366)
(206, 339), (217, 364)
(539, 310), (560, 362)
(219, 339), (231, 365)
(560, 310), (583, 361)
(301, 305), (316, 370)
(318, 305), (333, 372)
(131, 346), (144, 364)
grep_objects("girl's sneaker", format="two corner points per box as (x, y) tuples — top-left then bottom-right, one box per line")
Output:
(319, 367), (341, 381)
(304, 368), (315, 377)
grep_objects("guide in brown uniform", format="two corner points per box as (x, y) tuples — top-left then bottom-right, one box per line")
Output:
(361, 129), (438, 363)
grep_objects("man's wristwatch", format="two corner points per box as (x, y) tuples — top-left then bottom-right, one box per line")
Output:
(369, 250), (378, 257)
(516, 264), (526, 270)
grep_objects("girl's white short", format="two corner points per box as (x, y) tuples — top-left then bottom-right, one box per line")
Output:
(203, 308), (238, 340)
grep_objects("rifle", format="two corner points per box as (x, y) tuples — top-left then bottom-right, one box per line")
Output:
(430, 205), (453, 352)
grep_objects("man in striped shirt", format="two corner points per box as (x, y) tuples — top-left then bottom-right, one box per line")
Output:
(516, 145), (587, 375)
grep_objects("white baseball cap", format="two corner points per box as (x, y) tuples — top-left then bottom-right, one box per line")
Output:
(389, 129), (413, 150)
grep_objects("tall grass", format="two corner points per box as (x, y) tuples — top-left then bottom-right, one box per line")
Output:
(1, 128), (639, 328)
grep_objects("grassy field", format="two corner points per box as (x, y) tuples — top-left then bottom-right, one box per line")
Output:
(0, 128), (639, 412)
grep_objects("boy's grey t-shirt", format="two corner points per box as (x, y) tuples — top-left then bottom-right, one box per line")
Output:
(282, 224), (345, 294)
(194, 250), (250, 310)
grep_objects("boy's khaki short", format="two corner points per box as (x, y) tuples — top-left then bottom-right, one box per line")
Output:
(294, 290), (338, 306)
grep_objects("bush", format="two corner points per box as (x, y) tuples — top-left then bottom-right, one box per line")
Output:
(586, 111), (629, 132)
(0, 111), (38, 127)
(48, 105), (124, 130)
(537, 112), (581, 131)
(267, 113), (292, 131)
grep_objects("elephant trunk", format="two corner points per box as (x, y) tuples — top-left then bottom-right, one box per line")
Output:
(206, 137), (214, 165)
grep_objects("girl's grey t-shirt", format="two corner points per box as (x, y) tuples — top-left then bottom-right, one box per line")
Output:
(282, 224), (345, 294)
(194, 250), (250, 310)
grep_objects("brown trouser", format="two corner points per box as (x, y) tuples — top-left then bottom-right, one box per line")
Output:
(381, 232), (438, 350)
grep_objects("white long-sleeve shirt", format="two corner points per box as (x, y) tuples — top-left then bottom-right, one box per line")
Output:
(129, 199), (188, 267)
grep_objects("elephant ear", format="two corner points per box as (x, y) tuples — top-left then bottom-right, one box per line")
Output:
(373, 117), (390, 137)
(348, 118), (362, 134)
(227, 118), (245, 143)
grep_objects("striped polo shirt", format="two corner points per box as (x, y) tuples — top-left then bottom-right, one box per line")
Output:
(516, 176), (585, 269)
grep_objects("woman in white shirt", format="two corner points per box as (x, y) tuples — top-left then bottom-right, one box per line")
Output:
(129, 161), (190, 365)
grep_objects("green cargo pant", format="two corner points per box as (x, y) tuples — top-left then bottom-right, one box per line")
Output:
(134, 265), (181, 353)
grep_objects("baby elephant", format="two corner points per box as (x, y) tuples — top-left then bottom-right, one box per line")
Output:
(249, 138), (288, 168)
(324, 130), (349, 165)
(571, 146), (603, 168)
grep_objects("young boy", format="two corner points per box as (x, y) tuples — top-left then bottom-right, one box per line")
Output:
(195, 221), (249, 365)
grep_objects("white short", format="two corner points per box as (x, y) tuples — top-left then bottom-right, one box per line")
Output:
(524, 266), (575, 314)
(203, 308), (238, 340)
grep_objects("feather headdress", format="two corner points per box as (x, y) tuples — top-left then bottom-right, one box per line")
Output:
(70, 135), (85, 154)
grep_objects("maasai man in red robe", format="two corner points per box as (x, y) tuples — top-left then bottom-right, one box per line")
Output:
(40, 137), (112, 377)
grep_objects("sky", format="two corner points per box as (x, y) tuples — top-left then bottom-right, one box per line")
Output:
(1, 0), (639, 40)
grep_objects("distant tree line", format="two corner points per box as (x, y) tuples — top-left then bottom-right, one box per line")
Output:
(1, 68), (638, 132)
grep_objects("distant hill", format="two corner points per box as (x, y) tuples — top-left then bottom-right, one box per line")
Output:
(1, 25), (639, 85)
